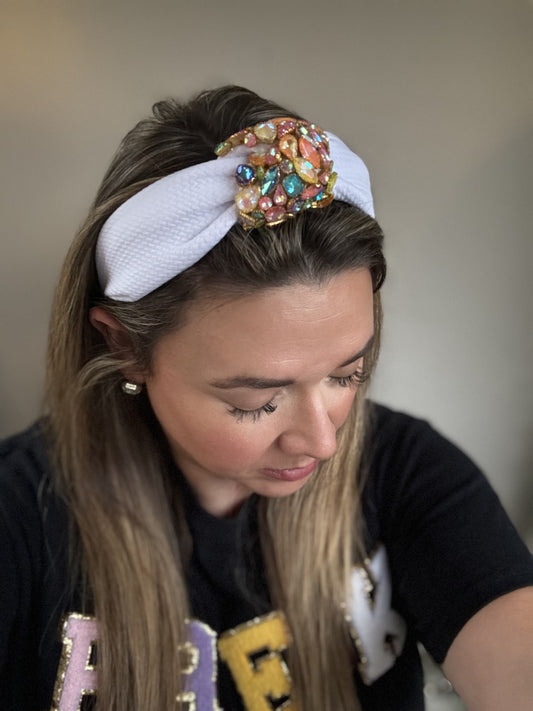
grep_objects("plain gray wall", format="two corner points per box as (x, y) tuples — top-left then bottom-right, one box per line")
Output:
(1, 0), (532, 544)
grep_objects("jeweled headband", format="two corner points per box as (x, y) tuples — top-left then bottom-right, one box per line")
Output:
(96, 118), (375, 302)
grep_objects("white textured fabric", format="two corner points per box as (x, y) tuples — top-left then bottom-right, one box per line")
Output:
(96, 132), (374, 301)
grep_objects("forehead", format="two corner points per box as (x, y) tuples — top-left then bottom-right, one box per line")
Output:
(154, 269), (374, 377)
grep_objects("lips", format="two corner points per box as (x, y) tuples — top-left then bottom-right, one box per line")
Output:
(260, 460), (318, 482)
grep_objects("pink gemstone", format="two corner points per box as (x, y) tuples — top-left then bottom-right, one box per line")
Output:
(300, 183), (323, 200)
(277, 119), (296, 137)
(265, 146), (281, 165)
(319, 170), (330, 185)
(308, 128), (324, 146)
(280, 158), (293, 174)
(299, 137), (321, 169)
(244, 132), (257, 147)
(259, 196), (273, 211)
(318, 145), (332, 167)
(265, 205), (287, 223)
(273, 185), (288, 205)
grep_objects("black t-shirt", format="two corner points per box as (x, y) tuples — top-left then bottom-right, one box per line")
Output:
(1, 403), (532, 710)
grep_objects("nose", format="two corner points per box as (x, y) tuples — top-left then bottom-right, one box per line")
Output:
(277, 391), (338, 461)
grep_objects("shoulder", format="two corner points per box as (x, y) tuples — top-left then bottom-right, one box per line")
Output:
(0, 423), (70, 705)
(0, 419), (68, 594)
(0, 420), (52, 472)
(0, 421), (54, 518)
(366, 400), (469, 467)
(363, 401), (481, 523)
(362, 400), (511, 545)
(0, 421), (61, 562)
(362, 402), (533, 663)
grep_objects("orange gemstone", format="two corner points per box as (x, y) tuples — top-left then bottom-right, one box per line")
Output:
(299, 137), (321, 168)
(279, 134), (298, 160)
(249, 144), (269, 167)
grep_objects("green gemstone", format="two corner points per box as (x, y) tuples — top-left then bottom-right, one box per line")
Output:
(261, 166), (280, 195)
(214, 141), (231, 156)
(282, 173), (304, 197)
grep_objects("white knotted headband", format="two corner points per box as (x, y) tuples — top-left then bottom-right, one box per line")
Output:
(96, 119), (375, 302)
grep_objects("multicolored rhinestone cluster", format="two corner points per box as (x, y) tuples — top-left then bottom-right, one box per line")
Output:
(215, 118), (337, 229)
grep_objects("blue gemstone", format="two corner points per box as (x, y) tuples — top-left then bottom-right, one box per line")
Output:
(235, 164), (255, 186)
(282, 173), (304, 197)
(261, 167), (279, 195)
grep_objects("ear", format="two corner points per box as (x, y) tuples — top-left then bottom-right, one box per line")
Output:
(89, 307), (146, 384)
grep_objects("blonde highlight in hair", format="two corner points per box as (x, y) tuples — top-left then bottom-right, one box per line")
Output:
(46, 86), (385, 710)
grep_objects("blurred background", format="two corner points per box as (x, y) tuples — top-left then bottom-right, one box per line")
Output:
(1, 1), (531, 707)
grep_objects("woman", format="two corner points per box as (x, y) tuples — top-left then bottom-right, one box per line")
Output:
(1, 86), (532, 711)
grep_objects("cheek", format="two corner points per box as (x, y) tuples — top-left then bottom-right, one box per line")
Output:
(330, 388), (358, 428)
(188, 421), (267, 467)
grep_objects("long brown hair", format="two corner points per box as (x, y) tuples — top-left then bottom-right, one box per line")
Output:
(46, 86), (386, 710)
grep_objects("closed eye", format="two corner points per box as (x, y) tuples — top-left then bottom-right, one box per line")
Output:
(329, 369), (370, 387)
(227, 401), (278, 423)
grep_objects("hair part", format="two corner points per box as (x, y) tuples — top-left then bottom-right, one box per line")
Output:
(46, 85), (385, 711)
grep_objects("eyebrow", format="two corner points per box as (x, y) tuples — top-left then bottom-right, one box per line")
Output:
(209, 334), (375, 390)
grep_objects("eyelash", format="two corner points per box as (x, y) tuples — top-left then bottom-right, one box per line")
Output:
(228, 401), (277, 423)
(330, 368), (370, 388)
(227, 368), (369, 422)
